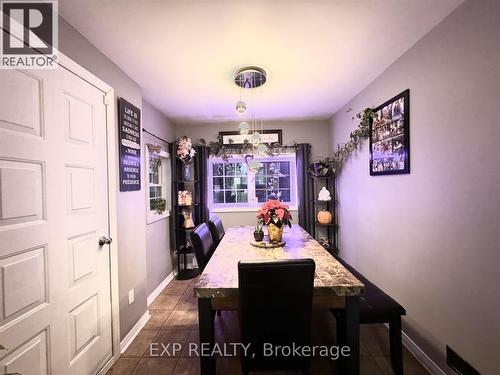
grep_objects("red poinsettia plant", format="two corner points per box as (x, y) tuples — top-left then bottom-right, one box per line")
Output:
(256, 199), (292, 228)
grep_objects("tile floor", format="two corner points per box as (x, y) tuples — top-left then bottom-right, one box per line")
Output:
(107, 276), (429, 375)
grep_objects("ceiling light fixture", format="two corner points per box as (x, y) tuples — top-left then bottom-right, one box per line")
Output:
(239, 121), (249, 135)
(233, 66), (268, 172)
(235, 100), (246, 114)
(233, 66), (267, 89)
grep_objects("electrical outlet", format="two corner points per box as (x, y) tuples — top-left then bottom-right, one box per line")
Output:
(128, 289), (134, 305)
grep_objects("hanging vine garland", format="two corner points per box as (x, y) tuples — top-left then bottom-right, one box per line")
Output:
(310, 108), (378, 176)
(198, 136), (298, 162)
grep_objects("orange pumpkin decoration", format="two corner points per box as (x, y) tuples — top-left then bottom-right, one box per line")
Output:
(317, 210), (333, 224)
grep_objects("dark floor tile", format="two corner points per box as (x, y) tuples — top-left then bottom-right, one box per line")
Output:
(147, 329), (191, 358)
(163, 280), (191, 296)
(310, 358), (336, 374)
(112, 279), (428, 375)
(181, 330), (200, 357)
(150, 295), (182, 310)
(361, 356), (386, 375)
(144, 309), (171, 330)
(132, 358), (178, 375)
(374, 355), (429, 375)
(165, 309), (197, 330)
(106, 358), (140, 375)
(176, 291), (198, 309)
(216, 357), (242, 375)
(172, 357), (200, 375)
(123, 330), (159, 357)
(361, 324), (390, 356)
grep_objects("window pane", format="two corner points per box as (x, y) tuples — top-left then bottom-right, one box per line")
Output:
(267, 190), (281, 200)
(279, 189), (291, 202)
(235, 177), (247, 189)
(225, 191), (236, 203)
(213, 177), (223, 190)
(279, 162), (290, 175)
(224, 163), (235, 176)
(150, 198), (156, 211)
(150, 186), (156, 198)
(213, 163), (223, 176)
(255, 174), (266, 189)
(235, 163), (247, 175)
(267, 162), (278, 175)
(213, 191), (224, 203)
(236, 190), (248, 203)
(267, 177), (278, 189)
(256, 189), (267, 203)
(225, 177), (235, 190)
(279, 177), (290, 188)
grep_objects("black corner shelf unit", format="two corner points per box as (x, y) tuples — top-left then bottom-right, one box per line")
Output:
(309, 172), (338, 254)
(170, 144), (202, 280)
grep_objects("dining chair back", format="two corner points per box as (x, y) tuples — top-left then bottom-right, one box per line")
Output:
(207, 215), (225, 246)
(238, 258), (315, 375)
(189, 223), (214, 272)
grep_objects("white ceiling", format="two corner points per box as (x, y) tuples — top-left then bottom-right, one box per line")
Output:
(60, 0), (462, 124)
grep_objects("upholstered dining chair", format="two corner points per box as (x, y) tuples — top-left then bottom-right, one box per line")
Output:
(189, 223), (214, 272)
(238, 258), (316, 375)
(207, 215), (225, 248)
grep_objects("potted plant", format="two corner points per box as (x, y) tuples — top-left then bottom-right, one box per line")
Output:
(309, 157), (335, 177)
(256, 199), (292, 243)
(253, 219), (264, 242)
(176, 136), (196, 180)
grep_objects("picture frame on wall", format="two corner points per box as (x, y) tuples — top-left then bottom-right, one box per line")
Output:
(369, 89), (410, 175)
(219, 129), (282, 146)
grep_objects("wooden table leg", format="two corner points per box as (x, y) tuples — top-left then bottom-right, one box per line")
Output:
(198, 297), (215, 375)
(344, 296), (360, 375)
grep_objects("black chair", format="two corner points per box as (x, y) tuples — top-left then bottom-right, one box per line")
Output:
(189, 223), (214, 272)
(331, 255), (406, 375)
(207, 215), (225, 247)
(238, 259), (315, 375)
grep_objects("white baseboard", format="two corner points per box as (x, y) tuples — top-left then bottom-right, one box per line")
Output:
(401, 330), (447, 375)
(147, 270), (176, 307)
(119, 311), (151, 354)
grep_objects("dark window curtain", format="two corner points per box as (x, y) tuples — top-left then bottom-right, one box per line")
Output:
(195, 145), (210, 223)
(296, 143), (312, 234)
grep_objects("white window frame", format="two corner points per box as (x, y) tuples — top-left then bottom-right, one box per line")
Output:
(145, 145), (171, 224)
(208, 153), (298, 212)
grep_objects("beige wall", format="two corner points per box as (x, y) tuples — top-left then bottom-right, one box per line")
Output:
(176, 120), (330, 226)
(142, 101), (176, 295)
(329, 1), (500, 373)
(59, 18), (148, 340)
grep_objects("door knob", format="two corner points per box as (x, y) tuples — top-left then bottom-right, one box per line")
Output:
(98, 236), (112, 246)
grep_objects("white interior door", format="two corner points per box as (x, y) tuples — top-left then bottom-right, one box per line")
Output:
(0, 66), (113, 375)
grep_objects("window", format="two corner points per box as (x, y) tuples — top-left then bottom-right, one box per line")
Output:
(208, 154), (297, 211)
(146, 144), (171, 223)
(212, 162), (248, 204)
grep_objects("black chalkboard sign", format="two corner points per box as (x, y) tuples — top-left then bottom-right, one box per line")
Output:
(118, 98), (141, 191)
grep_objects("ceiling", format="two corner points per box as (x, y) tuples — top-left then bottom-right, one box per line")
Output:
(60, 0), (463, 124)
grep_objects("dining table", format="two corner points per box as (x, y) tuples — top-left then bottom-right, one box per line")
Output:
(193, 224), (364, 375)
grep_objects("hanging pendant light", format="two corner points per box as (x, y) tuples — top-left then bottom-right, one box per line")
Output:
(256, 143), (268, 155)
(239, 121), (249, 135)
(250, 131), (261, 146)
(236, 100), (246, 114)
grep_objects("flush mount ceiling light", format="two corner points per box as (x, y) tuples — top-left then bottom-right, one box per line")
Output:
(233, 66), (267, 89)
